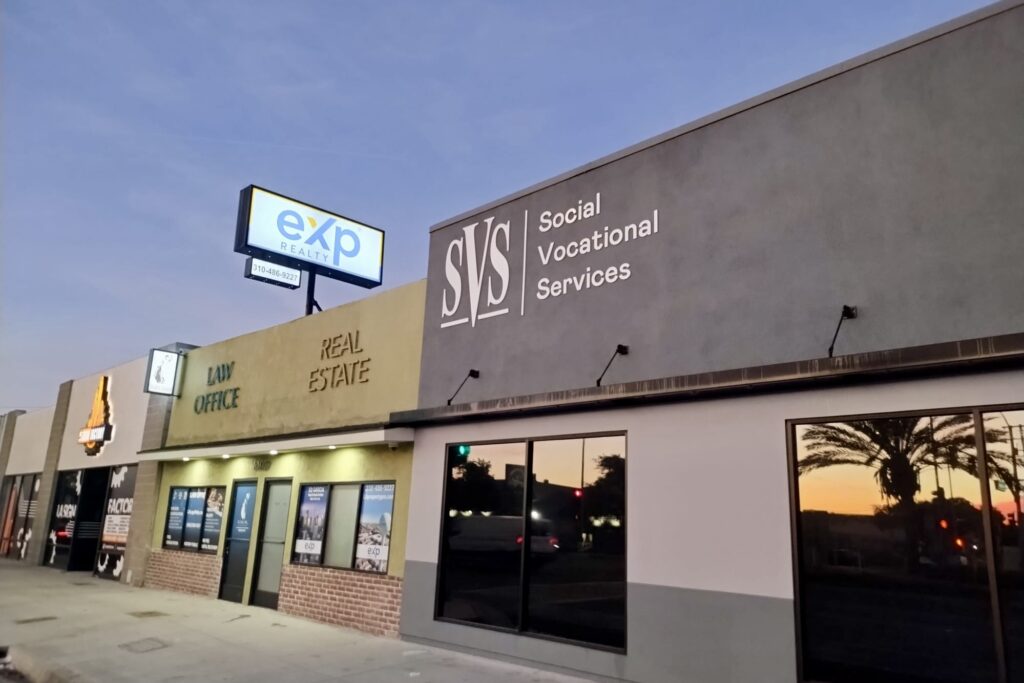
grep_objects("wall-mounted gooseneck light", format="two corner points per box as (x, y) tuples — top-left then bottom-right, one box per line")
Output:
(596, 344), (630, 387)
(448, 369), (481, 406)
(828, 305), (859, 358)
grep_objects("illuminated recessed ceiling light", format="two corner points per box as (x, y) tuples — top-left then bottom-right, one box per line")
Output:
(182, 457), (190, 462)
(221, 454), (230, 459)
(328, 445), (337, 450)
(269, 450), (278, 455)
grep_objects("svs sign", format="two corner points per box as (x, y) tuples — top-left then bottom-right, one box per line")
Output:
(441, 216), (513, 328)
(235, 186), (385, 289)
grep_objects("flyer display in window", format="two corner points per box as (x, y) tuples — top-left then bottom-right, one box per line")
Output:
(355, 483), (394, 573)
(96, 465), (137, 580)
(164, 487), (189, 547)
(182, 488), (206, 550)
(200, 487), (225, 553)
(294, 485), (328, 564)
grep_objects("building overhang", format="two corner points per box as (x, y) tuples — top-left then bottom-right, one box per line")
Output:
(392, 332), (1024, 427)
(138, 426), (414, 462)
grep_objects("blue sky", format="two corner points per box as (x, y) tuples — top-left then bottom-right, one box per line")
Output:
(1, 0), (990, 410)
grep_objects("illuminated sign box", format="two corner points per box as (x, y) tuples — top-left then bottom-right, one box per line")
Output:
(244, 257), (302, 290)
(234, 185), (384, 289)
(144, 349), (183, 396)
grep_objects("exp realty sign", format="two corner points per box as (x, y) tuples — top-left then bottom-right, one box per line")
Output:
(235, 186), (384, 289)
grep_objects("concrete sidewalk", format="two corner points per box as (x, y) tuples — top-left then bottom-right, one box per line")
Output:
(0, 561), (593, 683)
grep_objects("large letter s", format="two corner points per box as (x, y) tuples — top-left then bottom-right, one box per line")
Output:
(487, 220), (510, 306)
(442, 238), (463, 318)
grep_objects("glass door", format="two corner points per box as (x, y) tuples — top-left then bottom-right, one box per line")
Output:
(250, 480), (291, 609)
(219, 480), (257, 603)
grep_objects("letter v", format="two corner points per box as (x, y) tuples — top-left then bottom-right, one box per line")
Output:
(463, 218), (493, 327)
(537, 242), (553, 265)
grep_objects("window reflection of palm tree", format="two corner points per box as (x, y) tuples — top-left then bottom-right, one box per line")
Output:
(799, 416), (1008, 569)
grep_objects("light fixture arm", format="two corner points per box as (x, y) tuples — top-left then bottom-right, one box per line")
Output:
(596, 344), (630, 387)
(828, 305), (858, 358)
(448, 369), (480, 406)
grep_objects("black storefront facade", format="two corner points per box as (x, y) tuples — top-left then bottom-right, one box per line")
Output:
(396, 4), (1024, 683)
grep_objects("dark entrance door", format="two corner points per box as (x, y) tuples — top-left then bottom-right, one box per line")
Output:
(250, 480), (291, 609)
(45, 471), (82, 569)
(67, 467), (109, 571)
(219, 480), (257, 603)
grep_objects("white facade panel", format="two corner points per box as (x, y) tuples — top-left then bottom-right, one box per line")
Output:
(405, 368), (1024, 600)
(6, 407), (55, 476)
(57, 356), (150, 471)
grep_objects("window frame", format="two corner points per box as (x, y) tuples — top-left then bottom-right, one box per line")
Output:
(786, 400), (1024, 683)
(432, 430), (628, 654)
(288, 479), (397, 575)
(162, 485), (225, 554)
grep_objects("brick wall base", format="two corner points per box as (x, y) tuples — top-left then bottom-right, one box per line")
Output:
(144, 549), (222, 598)
(278, 564), (402, 637)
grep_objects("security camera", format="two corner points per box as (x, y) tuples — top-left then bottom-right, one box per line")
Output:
(387, 442), (399, 451)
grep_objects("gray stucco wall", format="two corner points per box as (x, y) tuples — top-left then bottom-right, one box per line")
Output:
(418, 3), (1024, 407)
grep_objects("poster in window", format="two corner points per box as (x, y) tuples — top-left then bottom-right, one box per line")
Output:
(0, 478), (19, 556)
(230, 483), (256, 541)
(182, 488), (206, 550)
(355, 483), (394, 573)
(96, 465), (137, 580)
(14, 475), (40, 562)
(46, 470), (81, 569)
(200, 487), (225, 553)
(294, 485), (328, 564)
(164, 487), (188, 547)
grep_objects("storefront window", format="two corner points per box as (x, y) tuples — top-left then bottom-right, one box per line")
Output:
(163, 486), (225, 553)
(164, 487), (188, 548)
(324, 485), (360, 568)
(183, 489), (207, 550)
(45, 471), (81, 568)
(982, 409), (1024, 682)
(10, 474), (38, 561)
(294, 485), (329, 564)
(438, 442), (527, 629)
(289, 481), (396, 573)
(437, 434), (626, 649)
(528, 436), (626, 647)
(97, 465), (139, 579)
(792, 412), (1004, 683)
(199, 487), (225, 554)
(0, 476), (21, 557)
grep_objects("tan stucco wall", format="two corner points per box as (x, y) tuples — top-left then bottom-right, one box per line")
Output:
(151, 444), (412, 604)
(164, 281), (425, 447)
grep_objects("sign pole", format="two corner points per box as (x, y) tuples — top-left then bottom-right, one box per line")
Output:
(305, 270), (317, 316)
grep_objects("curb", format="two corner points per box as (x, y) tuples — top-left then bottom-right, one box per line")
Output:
(9, 645), (93, 683)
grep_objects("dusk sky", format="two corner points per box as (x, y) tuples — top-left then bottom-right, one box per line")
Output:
(0, 0), (990, 411)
